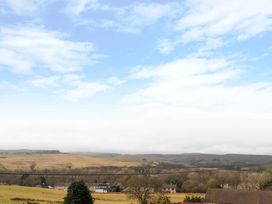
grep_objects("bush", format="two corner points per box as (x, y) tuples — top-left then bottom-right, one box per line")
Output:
(183, 195), (203, 202)
(64, 181), (94, 204)
(150, 194), (172, 204)
(260, 179), (272, 190)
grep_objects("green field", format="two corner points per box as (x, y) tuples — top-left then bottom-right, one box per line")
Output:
(0, 185), (204, 204)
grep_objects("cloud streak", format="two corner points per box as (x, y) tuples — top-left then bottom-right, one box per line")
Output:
(2, 0), (50, 15)
(127, 56), (272, 113)
(176, 0), (272, 43)
(66, 1), (181, 33)
(0, 25), (112, 100)
(0, 25), (97, 74)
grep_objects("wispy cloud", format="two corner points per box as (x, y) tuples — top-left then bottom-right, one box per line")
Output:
(157, 39), (175, 54)
(28, 75), (60, 88)
(106, 76), (125, 86)
(127, 56), (272, 113)
(176, 0), (272, 43)
(0, 25), (112, 99)
(0, 25), (96, 74)
(27, 73), (110, 101)
(0, 81), (18, 90)
(64, 0), (109, 16)
(2, 0), (49, 15)
(62, 81), (109, 101)
(66, 1), (181, 33)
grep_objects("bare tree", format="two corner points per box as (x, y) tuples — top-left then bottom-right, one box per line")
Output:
(128, 175), (154, 204)
(29, 162), (37, 172)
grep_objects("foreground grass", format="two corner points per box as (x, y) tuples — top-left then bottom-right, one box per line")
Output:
(0, 185), (64, 204)
(0, 185), (204, 204)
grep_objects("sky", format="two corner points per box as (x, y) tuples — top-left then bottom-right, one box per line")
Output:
(0, 0), (272, 154)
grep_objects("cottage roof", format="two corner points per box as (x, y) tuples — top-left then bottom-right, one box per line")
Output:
(205, 188), (272, 204)
(162, 184), (177, 188)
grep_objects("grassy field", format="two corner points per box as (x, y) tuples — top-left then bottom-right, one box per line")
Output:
(0, 154), (140, 171)
(0, 185), (204, 204)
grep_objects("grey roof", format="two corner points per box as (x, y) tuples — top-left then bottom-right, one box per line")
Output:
(162, 184), (177, 188)
(205, 188), (272, 204)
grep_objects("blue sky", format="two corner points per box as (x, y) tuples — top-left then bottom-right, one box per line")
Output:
(0, 0), (272, 153)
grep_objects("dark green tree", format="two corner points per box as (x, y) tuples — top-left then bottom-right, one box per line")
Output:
(64, 181), (94, 204)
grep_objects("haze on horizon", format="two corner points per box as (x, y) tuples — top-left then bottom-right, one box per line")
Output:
(0, 0), (272, 154)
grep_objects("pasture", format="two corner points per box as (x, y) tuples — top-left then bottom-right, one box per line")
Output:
(0, 154), (140, 171)
(0, 185), (204, 204)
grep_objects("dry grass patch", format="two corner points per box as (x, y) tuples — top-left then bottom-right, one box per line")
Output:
(0, 185), (204, 204)
(0, 154), (140, 171)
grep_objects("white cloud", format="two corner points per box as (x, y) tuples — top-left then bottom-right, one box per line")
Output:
(26, 73), (110, 100)
(59, 73), (109, 100)
(130, 57), (232, 80)
(125, 2), (179, 27)
(176, 0), (272, 43)
(28, 75), (60, 88)
(113, 2), (181, 33)
(0, 25), (96, 74)
(0, 81), (18, 90)
(0, 25), (112, 100)
(65, 0), (107, 16)
(127, 57), (272, 113)
(63, 74), (84, 84)
(66, 1), (181, 33)
(62, 81), (108, 101)
(106, 76), (124, 86)
(157, 39), (175, 54)
(3, 0), (49, 15)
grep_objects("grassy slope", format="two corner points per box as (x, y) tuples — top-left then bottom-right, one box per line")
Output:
(2, 153), (272, 171)
(0, 154), (140, 171)
(0, 185), (204, 204)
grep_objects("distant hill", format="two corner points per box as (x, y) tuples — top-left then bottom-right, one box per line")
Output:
(0, 149), (61, 154)
(1, 150), (272, 171)
(76, 152), (272, 169)
(0, 152), (140, 171)
(116, 153), (272, 169)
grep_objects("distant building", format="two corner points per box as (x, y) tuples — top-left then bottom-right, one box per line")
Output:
(94, 188), (109, 193)
(0, 182), (7, 185)
(162, 184), (177, 194)
(54, 186), (67, 191)
(219, 183), (231, 189)
(88, 183), (121, 193)
(122, 186), (154, 193)
(205, 188), (272, 204)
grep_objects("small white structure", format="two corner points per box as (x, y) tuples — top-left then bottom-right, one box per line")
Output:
(95, 188), (109, 193)
(54, 186), (67, 191)
(89, 183), (116, 193)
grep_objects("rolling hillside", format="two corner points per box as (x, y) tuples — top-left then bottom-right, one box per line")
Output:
(0, 153), (140, 171)
(1, 150), (272, 171)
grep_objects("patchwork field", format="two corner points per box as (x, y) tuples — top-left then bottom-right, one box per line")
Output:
(0, 185), (204, 204)
(0, 154), (140, 171)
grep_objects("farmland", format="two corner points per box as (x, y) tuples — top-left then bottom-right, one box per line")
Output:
(2, 151), (272, 171)
(0, 185), (204, 204)
(0, 153), (140, 171)
(1, 152), (272, 195)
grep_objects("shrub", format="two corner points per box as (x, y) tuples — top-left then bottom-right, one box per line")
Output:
(64, 181), (94, 204)
(150, 194), (172, 204)
(183, 195), (204, 202)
